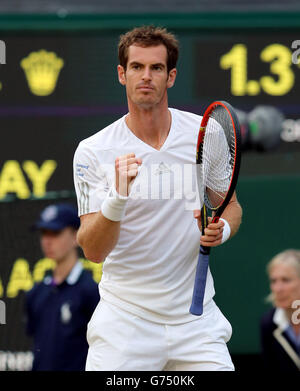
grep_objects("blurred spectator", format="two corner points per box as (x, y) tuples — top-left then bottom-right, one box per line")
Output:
(260, 249), (300, 371)
(25, 203), (100, 371)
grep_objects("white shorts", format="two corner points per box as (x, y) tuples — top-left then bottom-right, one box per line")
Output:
(85, 299), (234, 371)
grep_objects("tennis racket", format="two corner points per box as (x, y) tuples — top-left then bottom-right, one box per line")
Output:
(190, 100), (241, 316)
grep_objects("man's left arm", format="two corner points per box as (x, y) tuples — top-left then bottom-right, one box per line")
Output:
(194, 192), (242, 247)
(218, 191), (242, 239)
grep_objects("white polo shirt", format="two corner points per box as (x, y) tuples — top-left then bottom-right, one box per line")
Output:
(73, 108), (216, 324)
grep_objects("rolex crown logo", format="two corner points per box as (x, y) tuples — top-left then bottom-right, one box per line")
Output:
(20, 50), (64, 96)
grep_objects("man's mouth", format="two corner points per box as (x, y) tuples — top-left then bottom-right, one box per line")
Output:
(137, 85), (154, 91)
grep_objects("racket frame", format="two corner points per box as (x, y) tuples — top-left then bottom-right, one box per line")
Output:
(190, 100), (241, 315)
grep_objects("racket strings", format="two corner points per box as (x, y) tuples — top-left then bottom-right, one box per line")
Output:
(202, 106), (236, 209)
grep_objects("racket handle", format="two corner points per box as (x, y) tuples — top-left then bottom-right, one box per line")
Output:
(189, 247), (210, 316)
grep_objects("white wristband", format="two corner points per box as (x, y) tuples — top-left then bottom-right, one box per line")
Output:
(101, 186), (129, 222)
(220, 218), (231, 244)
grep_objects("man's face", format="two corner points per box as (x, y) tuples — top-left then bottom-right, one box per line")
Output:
(40, 227), (77, 262)
(118, 44), (176, 109)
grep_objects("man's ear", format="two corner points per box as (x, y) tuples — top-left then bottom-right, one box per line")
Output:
(117, 65), (126, 86)
(167, 68), (177, 89)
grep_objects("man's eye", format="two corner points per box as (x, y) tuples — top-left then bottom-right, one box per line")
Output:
(282, 278), (291, 283)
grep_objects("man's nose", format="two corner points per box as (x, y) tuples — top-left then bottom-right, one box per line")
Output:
(142, 67), (152, 81)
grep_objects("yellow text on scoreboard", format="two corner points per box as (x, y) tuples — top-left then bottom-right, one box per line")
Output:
(0, 258), (102, 299)
(0, 160), (57, 200)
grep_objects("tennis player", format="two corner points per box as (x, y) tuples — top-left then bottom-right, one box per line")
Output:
(73, 25), (242, 371)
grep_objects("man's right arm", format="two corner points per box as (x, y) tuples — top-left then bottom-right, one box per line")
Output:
(77, 212), (121, 263)
(75, 152), (142, 263)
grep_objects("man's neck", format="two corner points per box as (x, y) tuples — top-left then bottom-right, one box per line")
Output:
(126, 104), (171, 150)
(53, 253), (78, 285)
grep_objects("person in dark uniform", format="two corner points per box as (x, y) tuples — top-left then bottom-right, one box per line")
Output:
(25, 203), (100, 371)
(260, 249), (300, 372)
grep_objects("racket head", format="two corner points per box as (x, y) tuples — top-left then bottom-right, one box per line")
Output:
(196, 100), (241, 218)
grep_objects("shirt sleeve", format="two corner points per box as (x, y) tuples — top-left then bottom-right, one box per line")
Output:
(73, 142), (111, 216)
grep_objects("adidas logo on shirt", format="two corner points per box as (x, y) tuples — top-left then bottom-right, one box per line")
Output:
(154, 162), (171, 175)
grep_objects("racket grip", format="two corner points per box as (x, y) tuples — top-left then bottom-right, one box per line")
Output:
(212, 215), (220, 223)
(189, 249), (210, 316)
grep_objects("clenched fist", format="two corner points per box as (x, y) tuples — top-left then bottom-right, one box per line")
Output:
(115, 153), (142, 197)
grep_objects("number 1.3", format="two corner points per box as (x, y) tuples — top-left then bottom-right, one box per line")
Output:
(220, 43), (296, 96)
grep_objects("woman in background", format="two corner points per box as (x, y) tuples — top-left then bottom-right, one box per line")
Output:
(260, 249), (300, 371)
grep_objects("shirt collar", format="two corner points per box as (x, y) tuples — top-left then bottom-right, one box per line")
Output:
(66, 261), (83, 285)
(273, 307), (290, 331)
(43, 261), (83, 286)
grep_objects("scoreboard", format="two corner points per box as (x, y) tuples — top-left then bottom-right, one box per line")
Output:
(196, 37), (300, 101)
(0, 14), (300, 369)
(0, 31), (299, 200)
(193, 32), (300, 175)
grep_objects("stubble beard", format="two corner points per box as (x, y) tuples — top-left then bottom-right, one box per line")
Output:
(128, 88), (168, 111)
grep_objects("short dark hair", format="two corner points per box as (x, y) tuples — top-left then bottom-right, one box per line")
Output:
(118, 25), (179, 73)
